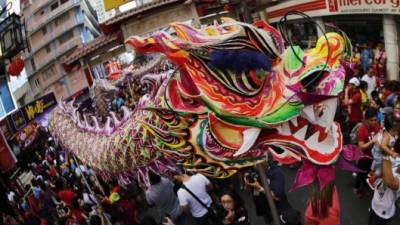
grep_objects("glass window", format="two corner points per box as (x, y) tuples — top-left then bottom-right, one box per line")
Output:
(60, 0), (69, 4)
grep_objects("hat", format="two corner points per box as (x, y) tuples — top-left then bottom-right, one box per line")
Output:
(349, 77), (360, 87)
(109, 192), (120, 204)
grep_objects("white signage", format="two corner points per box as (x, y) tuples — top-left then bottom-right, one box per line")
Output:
(327, 0), (400, 14)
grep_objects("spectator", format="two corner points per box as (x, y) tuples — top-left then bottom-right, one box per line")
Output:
(56, 179), (77, 206)
(359, 81), (369, 110)
(354, 108), (381, 198)
(344, 77), (363, 134)
(362, 68), (378, 99)
(370, 114), (400, 180)
(374, 43), (387, 82)
(361, 43), (372, 74)
(145, 172), (185, 224)
(173, 170), (214, 225)
(368, 150), (400, 225)
(218, 190), (249, 225)
(245, 159), (300, 225)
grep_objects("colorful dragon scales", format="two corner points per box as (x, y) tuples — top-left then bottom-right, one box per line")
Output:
(48, 18), (353, 187)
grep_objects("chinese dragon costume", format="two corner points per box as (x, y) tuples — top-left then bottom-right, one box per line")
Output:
(48, 18), (355, 189)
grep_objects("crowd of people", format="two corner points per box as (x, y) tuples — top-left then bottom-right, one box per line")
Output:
(341, 41), (400, 225)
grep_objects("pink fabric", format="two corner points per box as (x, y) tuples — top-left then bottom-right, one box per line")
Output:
(304, 187), (340, 225)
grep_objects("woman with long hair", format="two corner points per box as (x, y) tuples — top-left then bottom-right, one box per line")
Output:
(304, 182), (340, 225)
(218, 190), (249, 225)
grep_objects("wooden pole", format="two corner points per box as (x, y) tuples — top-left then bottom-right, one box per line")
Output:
(256, 162), (281, 225)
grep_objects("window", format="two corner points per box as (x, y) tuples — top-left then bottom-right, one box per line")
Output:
(55, 13), (70, 26)
(50, 2), (59, 11)
(60, 0), (69, 4)
(34, 79), (40, 89)
(30, 59), (36, 71)
(41, 26), (47, 35)
(43, 65), (56, 80)
(58, 31), (74, 45)
(45, 45), (51, 53)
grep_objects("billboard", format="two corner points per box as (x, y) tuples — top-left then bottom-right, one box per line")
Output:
(104, 0), (132, 11)
(6, 92), (57, 133)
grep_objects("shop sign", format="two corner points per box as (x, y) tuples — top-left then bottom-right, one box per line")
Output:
(7, 92), (57, 133)
(103, 0), (132, 11)
(328, 0), (400, 14)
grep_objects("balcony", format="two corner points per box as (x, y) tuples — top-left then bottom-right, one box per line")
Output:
(29, 36), (82, 77)
(29, 0), (59, 15)
(27, 0), (80, 36)
(25, 18), (83, 59)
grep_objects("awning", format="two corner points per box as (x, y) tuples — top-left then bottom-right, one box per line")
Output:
(63, 32), (123, 65)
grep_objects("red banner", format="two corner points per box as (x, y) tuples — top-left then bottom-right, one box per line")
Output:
(0, 130), (16, 173)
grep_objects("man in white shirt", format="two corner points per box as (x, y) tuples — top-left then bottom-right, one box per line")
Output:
(362, 68), (377, 99)
(368, 154), (400, 225)
(174, 171), (214, 225)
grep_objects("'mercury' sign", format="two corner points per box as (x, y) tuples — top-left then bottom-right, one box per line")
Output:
(328, 0), (400, 14)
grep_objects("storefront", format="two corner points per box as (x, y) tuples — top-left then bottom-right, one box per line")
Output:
(266, 0), (400, 80)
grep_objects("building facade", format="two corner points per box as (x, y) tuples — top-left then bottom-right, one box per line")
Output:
(266, 0), (400, 80)
(22, 0), (100, 100)
(88, 0), (115, 23)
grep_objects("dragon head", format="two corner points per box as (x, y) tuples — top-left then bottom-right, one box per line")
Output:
(126, 18), (351, 176)
(49, 18), (352, 185)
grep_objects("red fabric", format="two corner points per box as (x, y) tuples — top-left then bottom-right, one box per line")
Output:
(304, 187), (340, 225)
(111, 186), (122, 194)
(348, 89), (363, 123)
(357, 123), (381, 156)
(58, 189), (76, 206)
(48, 166), (57, 177)
(27, 195), (40, 215)
(71, 209), (87, 225)
(116, 199), (138, 225)
(383, 89), (392, 103)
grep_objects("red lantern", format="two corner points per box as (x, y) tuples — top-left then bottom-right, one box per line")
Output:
(8, 56), (24, 76)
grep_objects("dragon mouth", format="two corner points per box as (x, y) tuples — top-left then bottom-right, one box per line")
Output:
(203, 98), (342, 166)
(265, 97), (342, 165)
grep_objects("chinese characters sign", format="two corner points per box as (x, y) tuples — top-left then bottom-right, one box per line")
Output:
(7, 93), (57, 133)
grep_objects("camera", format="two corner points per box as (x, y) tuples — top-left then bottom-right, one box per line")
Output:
(245, 172), (259, 183)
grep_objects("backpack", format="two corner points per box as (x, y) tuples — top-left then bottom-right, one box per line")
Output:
(350, 122), (363, 144)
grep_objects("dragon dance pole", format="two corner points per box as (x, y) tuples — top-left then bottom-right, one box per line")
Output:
(256, 162), (281, 225)
(72, 154), (112, 225)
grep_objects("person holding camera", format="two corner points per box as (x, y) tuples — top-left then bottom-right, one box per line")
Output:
(244, 159), (300, 225)
(217, 190), (249, 225)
